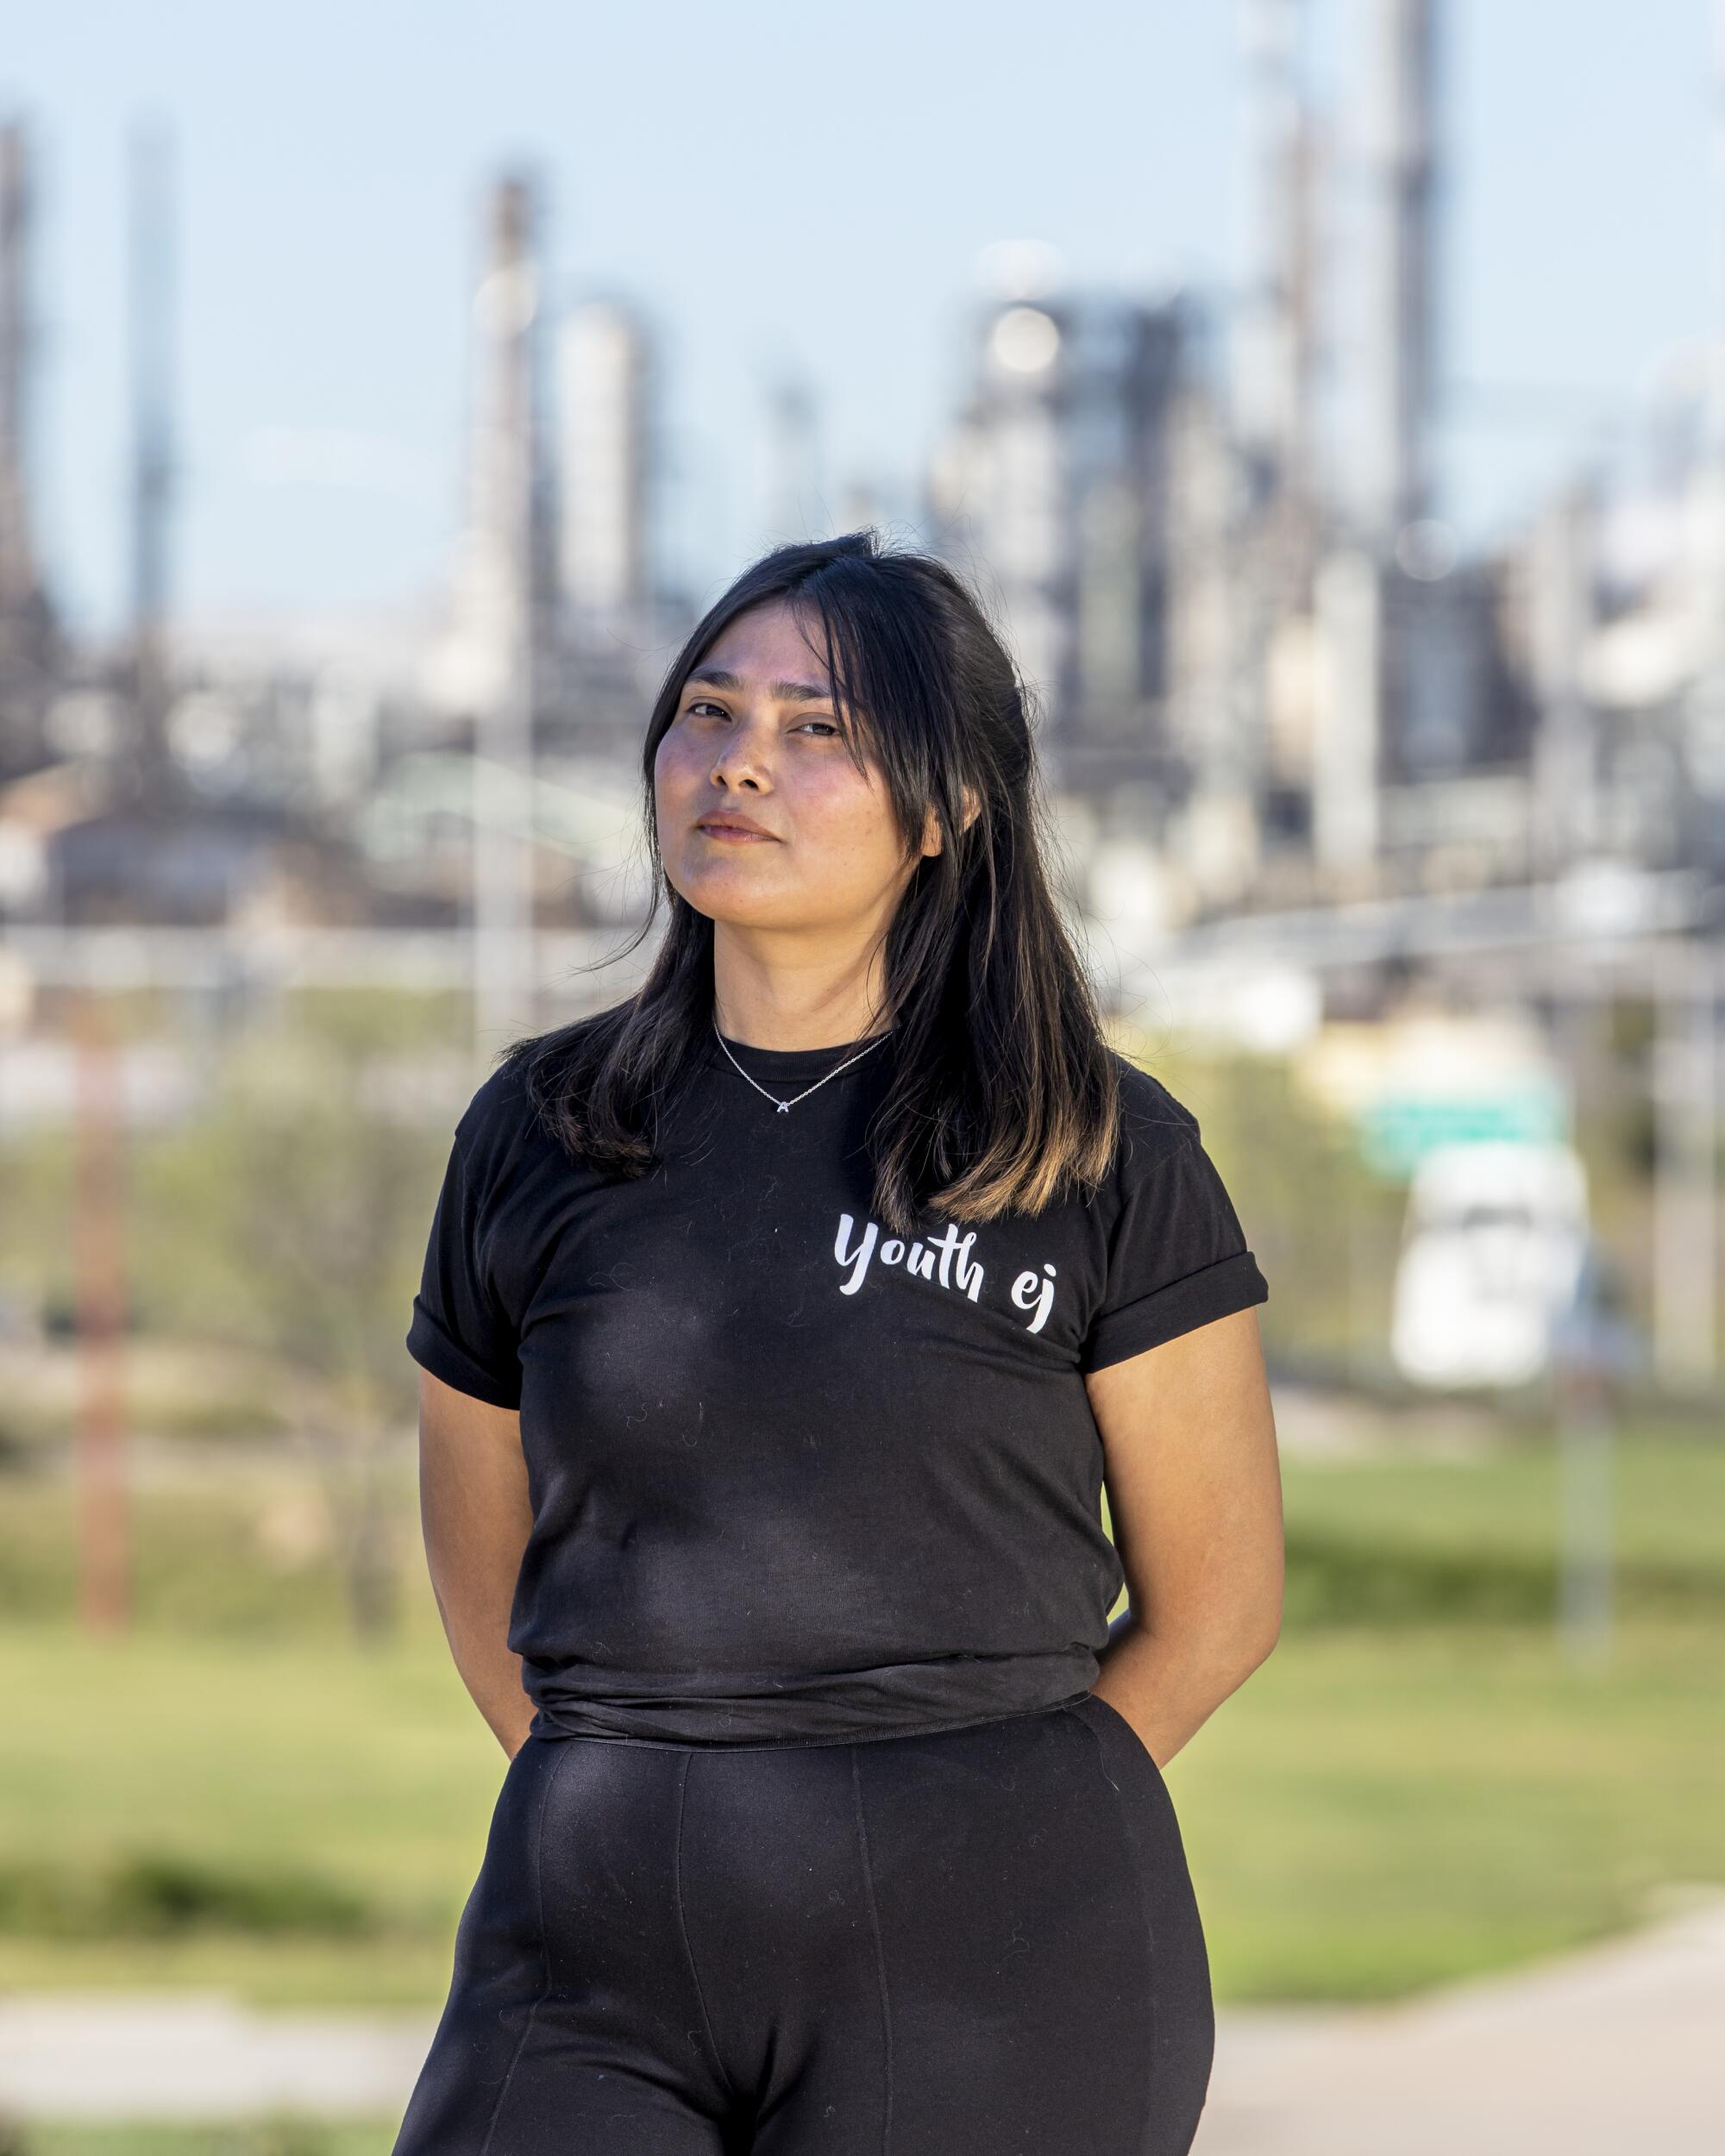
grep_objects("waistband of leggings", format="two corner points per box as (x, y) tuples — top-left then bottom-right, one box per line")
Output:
(525, 1689), (1097, 1755)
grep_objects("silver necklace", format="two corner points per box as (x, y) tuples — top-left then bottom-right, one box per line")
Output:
(712, 1015), (891, 1113)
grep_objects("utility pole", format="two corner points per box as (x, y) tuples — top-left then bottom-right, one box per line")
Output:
(1652, 939), (1719, 1393)
(1553, 1328), (1615, 1665)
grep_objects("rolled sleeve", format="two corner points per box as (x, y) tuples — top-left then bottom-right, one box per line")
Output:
(405, 1135), (523, 1409)
(1080, 1125), (1269, 1374)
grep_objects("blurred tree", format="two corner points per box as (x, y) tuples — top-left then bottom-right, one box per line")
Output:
(133, 988), (457, 1643)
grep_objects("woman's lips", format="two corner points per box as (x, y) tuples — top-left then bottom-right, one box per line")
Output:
(696, 823), (777, 842)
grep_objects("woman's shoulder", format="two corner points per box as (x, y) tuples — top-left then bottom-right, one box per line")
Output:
(1105, 1048), (1202, 1165)
(454, 1002), (631, 1177)
(454, 1050), (535, 1159)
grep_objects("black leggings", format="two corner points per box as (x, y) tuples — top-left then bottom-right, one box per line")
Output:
(391, 1691), (1214, 2155)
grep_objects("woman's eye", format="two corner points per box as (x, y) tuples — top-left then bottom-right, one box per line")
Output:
(682, 700), (835, 736)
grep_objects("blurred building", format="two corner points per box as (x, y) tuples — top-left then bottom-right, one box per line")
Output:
(927, 279), (1187, 800)
(4, 1), (1725, 953)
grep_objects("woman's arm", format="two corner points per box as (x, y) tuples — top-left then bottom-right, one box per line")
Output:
(417, 1368), (537, 1759)
(1084, 1306), (1283, 1770)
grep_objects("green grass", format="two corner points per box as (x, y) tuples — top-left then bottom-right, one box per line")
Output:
(22, 2123), (399, 2155)
(1181, 1617), (1723, 2000)
(0, 1612), (502, 2009)
(1, 1420), (1722, 2011)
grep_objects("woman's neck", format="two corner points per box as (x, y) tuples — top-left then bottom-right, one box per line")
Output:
(710, 947), (892, 1053)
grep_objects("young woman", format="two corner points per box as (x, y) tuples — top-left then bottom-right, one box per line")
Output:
(394, 530), (1283, 2156)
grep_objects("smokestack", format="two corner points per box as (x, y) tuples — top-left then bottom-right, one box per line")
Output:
(558, 298), (651, 642)
(0, 113), (58, 770)
(128, 117), (178, 805)
(452, 170), (554, 1051)
(450, 171), (556, 712)
(1238, 0), (1314, 494)
(0, 119), (39, 625)
(1357, 0), (1438, 549)
(1710, 0), (1725, 463)
(1684, 0), (1725, 854)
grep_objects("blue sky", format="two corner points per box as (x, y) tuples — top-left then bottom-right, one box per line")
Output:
(3, 0), (1716, 636)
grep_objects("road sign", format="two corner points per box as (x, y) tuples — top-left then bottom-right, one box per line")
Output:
(1358, 1080), (1569, 1177)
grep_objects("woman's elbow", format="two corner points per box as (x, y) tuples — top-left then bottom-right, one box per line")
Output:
(1187, 1572), (1284, 1680)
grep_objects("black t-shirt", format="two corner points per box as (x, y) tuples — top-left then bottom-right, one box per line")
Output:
(405, 1021), (1269, 1748)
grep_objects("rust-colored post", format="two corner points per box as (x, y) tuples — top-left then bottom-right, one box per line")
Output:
(73, 989), (130, 1633)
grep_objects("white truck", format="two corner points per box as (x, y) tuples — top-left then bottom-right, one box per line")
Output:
(1389, 1140), (1592, 1390)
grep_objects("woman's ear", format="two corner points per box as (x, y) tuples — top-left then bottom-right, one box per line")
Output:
(919, 786), (982, 858)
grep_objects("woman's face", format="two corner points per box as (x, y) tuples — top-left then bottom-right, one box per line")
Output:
(655, 599), (935, 936)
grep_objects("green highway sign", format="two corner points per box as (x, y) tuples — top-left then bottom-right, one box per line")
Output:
(1358, 1081), (1570, 1178)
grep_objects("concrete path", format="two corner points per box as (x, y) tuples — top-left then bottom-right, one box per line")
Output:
(0, 1990), (432, 2122)
(1, 1891), (1721, 2147)
(1196, 1888), (1725, 2154)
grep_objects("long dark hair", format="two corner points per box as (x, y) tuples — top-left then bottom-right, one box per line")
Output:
(505, 528), (1122, 1234)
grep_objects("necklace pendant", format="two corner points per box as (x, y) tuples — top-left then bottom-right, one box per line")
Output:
(776, 1100), (791, 1113)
